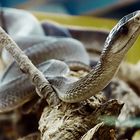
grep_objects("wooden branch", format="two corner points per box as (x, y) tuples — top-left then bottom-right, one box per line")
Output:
(81, 122), (117, 140)
(104, 78), (140, 138)
(0, 27), (54, 99)
(39, 96), (123, 140)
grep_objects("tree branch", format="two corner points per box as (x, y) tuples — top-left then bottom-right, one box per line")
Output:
(0, 27), (54, 99)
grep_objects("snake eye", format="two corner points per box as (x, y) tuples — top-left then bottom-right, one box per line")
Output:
(119, 25), (129, 35)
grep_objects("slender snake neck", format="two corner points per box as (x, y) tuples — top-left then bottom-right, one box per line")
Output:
(60, 11), (140, 103)
(56, 49), (122, 102)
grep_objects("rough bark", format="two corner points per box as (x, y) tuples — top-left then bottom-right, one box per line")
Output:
(104, 78), (140, 139)
(39, 96), (123, 140)
(1, 27), (123, 140)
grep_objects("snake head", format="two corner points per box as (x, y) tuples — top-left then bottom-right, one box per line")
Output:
(104, 10), (140, 54)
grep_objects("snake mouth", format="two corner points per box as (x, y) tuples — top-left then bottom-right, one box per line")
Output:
(114, 26), (140, 54)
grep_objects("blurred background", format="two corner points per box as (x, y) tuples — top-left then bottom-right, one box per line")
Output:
(0, 2), (140, 140)
(0, 0), (140, 63)
(1, 0), (140, 19)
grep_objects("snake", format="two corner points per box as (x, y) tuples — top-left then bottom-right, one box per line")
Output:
(0, 8), (44, 36)
(0, 7), (45, 59)
(0, 10), (140, 113)
(0, 8), (107, 66)
(41, 20), (72, 37)
(41, 20), (109, 64)
(1, 36), (90, 83)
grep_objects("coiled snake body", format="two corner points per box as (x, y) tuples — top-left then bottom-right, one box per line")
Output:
(1, 36), (90, 82)
(0, 8), (44, 36)
(0, 10), (140, 112)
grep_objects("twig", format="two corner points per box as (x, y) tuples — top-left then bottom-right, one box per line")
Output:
(0, 27), (54, 99)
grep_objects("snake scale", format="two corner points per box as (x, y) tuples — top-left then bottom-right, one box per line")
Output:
(0, 10), (140, 113)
